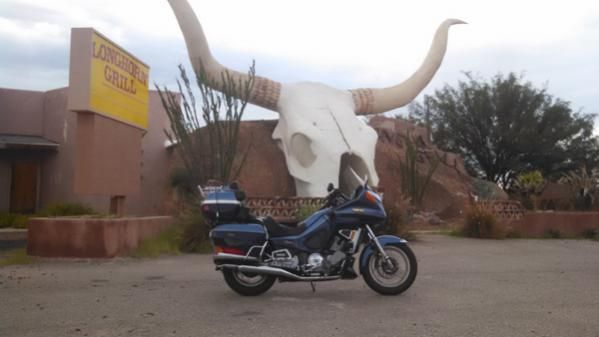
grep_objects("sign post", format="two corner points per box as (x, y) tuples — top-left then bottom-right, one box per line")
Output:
(68, 28), (150, 215)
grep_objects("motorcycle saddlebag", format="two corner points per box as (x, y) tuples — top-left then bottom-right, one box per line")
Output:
(210, 223), (266, 255)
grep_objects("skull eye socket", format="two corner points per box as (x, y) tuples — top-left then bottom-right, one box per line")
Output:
(290, 133), (316, 168)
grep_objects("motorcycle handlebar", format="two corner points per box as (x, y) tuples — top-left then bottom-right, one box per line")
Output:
(324, 187), (349, 208)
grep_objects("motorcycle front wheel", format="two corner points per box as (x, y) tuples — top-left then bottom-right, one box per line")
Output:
(222, 269), (276, 296)
(363, 244), (417, 295)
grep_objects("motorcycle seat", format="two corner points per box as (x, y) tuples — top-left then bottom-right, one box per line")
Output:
(262, 216), (306, 237)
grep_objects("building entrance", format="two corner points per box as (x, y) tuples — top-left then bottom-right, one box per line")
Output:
(10, 161), (39, 214)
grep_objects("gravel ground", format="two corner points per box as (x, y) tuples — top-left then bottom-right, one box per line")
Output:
(1, 234), (598, 337)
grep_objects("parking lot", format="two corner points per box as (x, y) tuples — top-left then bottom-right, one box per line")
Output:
(1, 234), (598, 337)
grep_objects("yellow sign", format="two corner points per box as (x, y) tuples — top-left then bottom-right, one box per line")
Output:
(88, 32), (149, 129)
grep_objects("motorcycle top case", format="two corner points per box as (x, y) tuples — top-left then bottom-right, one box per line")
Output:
(201, 188), (242, 222)
(210, 223), (266, 253)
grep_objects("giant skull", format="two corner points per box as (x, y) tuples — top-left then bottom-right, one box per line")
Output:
(168, 0), (464, 197)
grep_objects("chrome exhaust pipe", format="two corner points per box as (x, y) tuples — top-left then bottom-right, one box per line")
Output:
(213, 253), (258, 263)
(217, 264), (340, 281)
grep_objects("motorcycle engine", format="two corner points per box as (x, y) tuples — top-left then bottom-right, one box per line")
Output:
(268, 249), (299, 270)
(267, 234), (351, 274)
(325, 235), (350, 268)
(303, 235), (349, 274)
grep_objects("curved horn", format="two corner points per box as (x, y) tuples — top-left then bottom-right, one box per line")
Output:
(351, 19), (466, 115)
(168, 0), (281, 111)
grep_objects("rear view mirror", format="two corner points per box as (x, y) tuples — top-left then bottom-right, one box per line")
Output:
(327, 183), (334, 193)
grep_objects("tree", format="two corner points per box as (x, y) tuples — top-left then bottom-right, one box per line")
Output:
(409, 72), (599, 188)
(156, 62), (255, 199)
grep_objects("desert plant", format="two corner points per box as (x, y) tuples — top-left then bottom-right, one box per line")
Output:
(169, 167), (198, 202)
(544, 228), (562, 239)
(559, 166), (598, 211)
(157, 62), (256, 251)
(157, 62), (255, 195)
(382, 194), (414, 240)
(397, 133), (439, 209)
(0, 212), (15, 228)
(514, 171), (544, 193)
(37, 202), (96, 217)
(176, 207), (211, 253)
(11, 214), (29, 228)
(133, 225), (182, 258)
(132, 207), (211, 256)
(581, 228), (598, 240)
(460, 206), (504, 239)
(512, 171), (545, 210)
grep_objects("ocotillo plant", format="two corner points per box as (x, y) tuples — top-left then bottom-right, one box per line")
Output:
(398, 133), (440, 209)
(156, 61), (255, 198)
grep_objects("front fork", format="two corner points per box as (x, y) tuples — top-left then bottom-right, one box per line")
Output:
(365, 225), (392, 264)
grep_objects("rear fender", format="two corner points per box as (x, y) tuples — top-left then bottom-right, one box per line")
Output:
(359, 235), (408, 275)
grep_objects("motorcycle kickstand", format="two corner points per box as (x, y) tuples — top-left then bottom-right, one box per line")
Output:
(310, 281), (316, 293)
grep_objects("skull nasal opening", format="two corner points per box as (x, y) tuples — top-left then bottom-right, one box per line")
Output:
(339, 153), (370, 196)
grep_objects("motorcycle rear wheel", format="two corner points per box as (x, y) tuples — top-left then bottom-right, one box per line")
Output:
(222, 269), (276, 296)
(363, 244), (417, 295)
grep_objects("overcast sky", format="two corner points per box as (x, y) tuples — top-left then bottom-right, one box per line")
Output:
(1, 0), (598, 123)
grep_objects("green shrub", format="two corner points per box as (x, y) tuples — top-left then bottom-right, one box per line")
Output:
(560, 166), (598, 211)
(0, 213), (30, 229)
(177, 207), (211, 253)
(296, 204), (321, 222)
(512, 171), (544, 210)
(133, 226), (181, 258)
(169, 167), (198, 201)
(460, 206), (504, 239)
(132, 207), (212, 257)
(11, 214), (29, 228)
(37, 202), (96, 217)
(581, 228), (598, 240)
(382, 196), (414, 240)
(0, 212), (15, 228)
(505, 228), (522, 239)
(544, 228), (562, 239)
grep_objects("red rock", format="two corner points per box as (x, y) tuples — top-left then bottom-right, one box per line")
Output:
(226, 116), (474, 216)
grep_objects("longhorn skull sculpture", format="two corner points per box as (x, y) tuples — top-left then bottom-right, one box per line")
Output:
(168, 0), (465, 197)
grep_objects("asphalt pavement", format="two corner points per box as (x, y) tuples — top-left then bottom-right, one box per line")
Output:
(1, 234), (598, 337)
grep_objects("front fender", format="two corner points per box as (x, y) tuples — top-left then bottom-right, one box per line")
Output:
(359, 235), (408, 275)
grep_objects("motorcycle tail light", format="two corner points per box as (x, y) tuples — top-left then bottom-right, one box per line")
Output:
(215, 246), (244, 255)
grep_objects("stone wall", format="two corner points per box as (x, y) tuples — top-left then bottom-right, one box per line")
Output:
(511, 212), (599, 237)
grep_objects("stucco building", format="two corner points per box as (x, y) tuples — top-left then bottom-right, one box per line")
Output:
(0, 87), (173, 216)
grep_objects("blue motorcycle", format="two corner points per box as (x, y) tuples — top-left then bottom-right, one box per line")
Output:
(201, 180), (417, 296)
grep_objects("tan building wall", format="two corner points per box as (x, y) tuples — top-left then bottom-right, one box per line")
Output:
(0, 87), (173, 216)
(0, 88), (45, 136)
